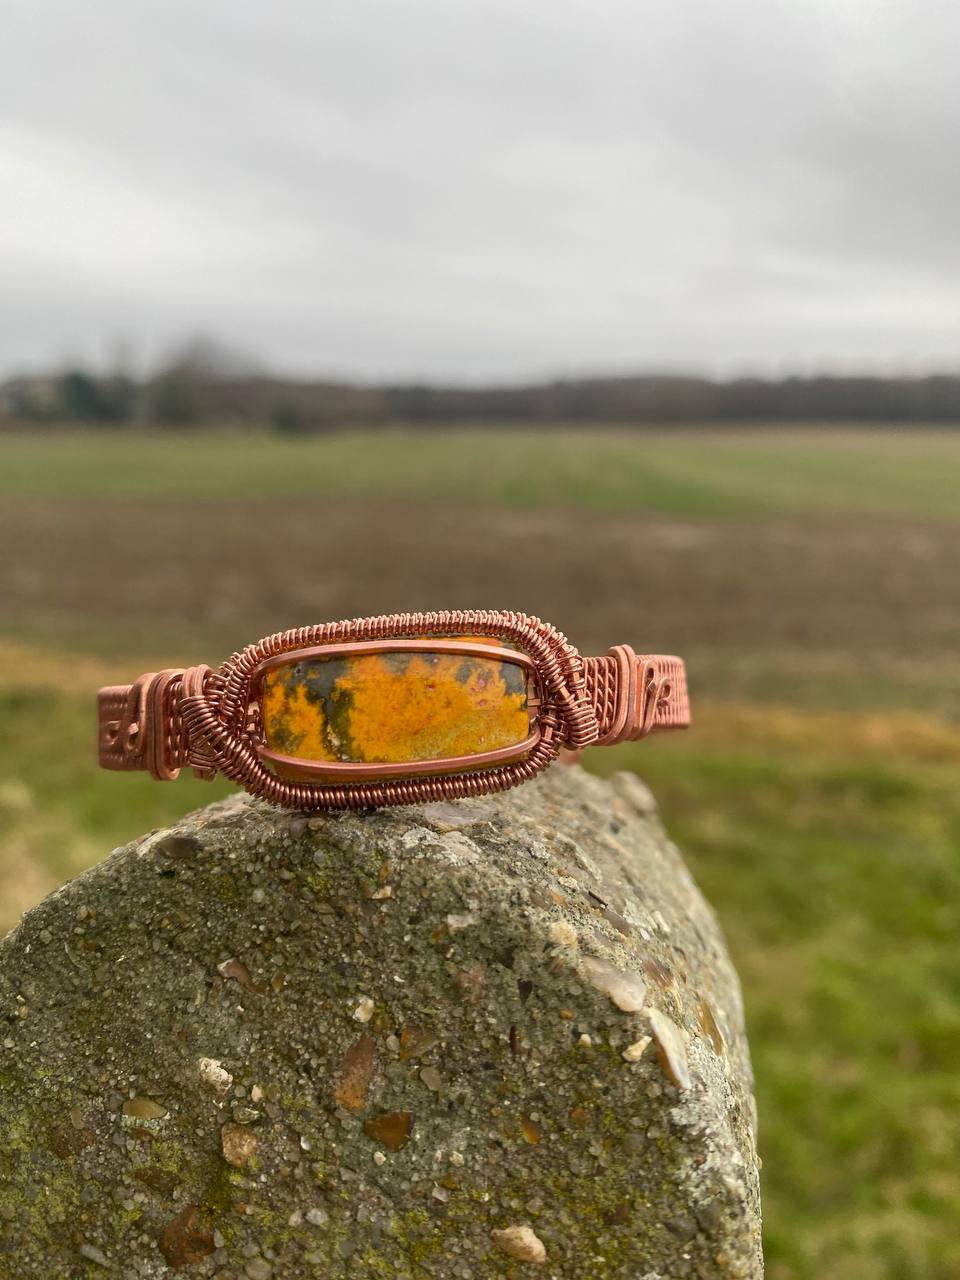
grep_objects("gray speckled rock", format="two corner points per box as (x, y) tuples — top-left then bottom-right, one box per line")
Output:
(0, 767), (762, 1280)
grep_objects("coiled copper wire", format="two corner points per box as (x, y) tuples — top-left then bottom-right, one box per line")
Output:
(177, 610), (595, 810)
(97, 611), (689, 811)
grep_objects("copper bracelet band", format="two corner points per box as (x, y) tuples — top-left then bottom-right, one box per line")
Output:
(97, 611), (689, 810)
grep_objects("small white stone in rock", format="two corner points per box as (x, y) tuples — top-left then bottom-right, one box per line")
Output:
(490, 1224), (547, 1265)
(373, 1150), (386, 1166)
(250, 1084), (264, 1103)
(581, 956), (647, 1013)
(305, 1207), (328, 1226)
(577, 1033), (593, 1047)
(652, 909), (671, 935)
(622, 1036), (652, 1063)
(198, 1057), (233, 1096)
(438, 831), (482, 863)
(352, 996), (375, 1023)
(287, 1210), (303, 1227)
(648, 1007), (692, 1089)
(450, 1150), (465, 1166)
(78, 1242), (109, 1267)
(548, 920), (578, 947)
(400, 826), (436, 848)
(445, 911), (477, 931)
(370, 885), (392, 899)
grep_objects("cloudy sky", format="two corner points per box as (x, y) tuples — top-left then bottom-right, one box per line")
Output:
(2, 0), (959, 382)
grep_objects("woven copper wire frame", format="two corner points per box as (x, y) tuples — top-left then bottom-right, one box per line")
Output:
(97, 610), (689, 811)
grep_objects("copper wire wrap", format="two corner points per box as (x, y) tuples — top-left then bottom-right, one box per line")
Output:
(583, 647), (690, 744)
(98, 611), (689, 811)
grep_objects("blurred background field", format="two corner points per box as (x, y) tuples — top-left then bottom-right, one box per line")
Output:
(2, 424), (958, 1279)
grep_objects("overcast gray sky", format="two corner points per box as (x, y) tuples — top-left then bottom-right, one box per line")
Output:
(2, 0), (959, 382)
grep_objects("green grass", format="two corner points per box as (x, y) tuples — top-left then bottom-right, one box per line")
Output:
(2, 426), (960, 518)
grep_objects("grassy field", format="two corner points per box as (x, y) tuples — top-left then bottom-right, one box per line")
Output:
(2, 425), (959, 1278)
(3, 424), (960, 517)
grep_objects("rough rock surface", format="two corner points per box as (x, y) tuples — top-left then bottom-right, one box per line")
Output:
(0, 767), (762, 1279)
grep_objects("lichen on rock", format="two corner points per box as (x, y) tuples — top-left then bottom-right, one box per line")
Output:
(0, 766), (762, 1277)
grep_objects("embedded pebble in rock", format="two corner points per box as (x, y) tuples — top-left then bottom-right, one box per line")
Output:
(649, 1006), (693, 1090)
(352, 995), (375, 1022)
(120, 1096), (167, 1131)
(419, 1066), (443, 1092)
(581, 955), (647, 1012)
(548, 919), (579, 948)
(217, 956), (261, 990)
(198, 1055), (234, 1096)
(622, 1035), (652, 1063)
(333, 1031), (376, 1112)
(221, 1121), (258, 1167)
(398, 1023), (439, 1060)
(491, 1224), (548, 1264)
(158, 1204), (215, 1267)
(520, 1116), (542, 1145)
(0, 767), (761, 1278)
(446, 910), (478, 931)
(363, 1109), (414, 1151)
(78, 1241), (110, 1267)
(699, 996), (727, 1056)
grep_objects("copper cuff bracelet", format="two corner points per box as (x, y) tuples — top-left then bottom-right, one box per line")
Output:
(97, 611), (690, 810)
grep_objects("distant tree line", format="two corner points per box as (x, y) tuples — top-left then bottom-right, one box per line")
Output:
(4, 355), (960, 429)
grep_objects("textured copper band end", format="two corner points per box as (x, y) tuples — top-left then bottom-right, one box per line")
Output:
(97, 611), (689, 810)
(585, 648), (690, 746)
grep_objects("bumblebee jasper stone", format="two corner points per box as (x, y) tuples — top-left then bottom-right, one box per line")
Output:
(261, 649), (531, 768)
